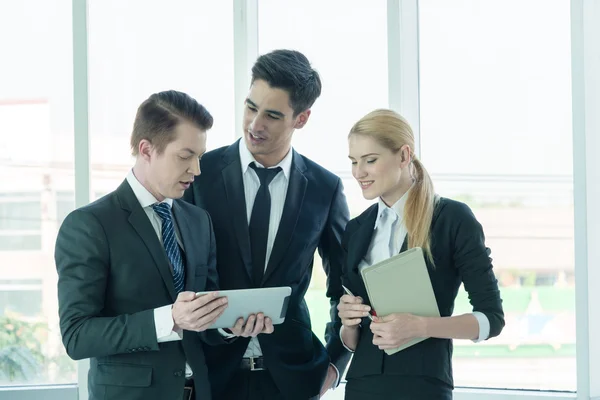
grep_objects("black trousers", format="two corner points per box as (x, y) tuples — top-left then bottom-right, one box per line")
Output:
(220, 369), (319, 400)
(345, 374), (453, 400)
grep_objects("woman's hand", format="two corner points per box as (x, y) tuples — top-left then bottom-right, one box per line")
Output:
(370, 313), (427, 350)
(337, 293), (371, 351)
(337, 294), (371, 328)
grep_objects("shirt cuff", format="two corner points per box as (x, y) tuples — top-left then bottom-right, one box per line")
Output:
(471, 311), (490, 342)
(218, 328), (237, 338)
(339, 325), (356, 353)
(154, 305), (182, 342)
(330, 363), (341, 389)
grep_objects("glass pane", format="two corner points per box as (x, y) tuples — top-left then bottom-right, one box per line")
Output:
(419, 0), (574, 391)
(258, 0), (388, 346)
(88, 0), (234, 197)
(0, 0), (77, 386)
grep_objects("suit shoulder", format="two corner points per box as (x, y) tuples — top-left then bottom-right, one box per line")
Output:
(341, 204), (376, 247)
(72, 191), (118, 219)
(348, 204), (377, 232)
(434, 197), (479, 227)
(59, 192), (118, 234)
(189, 145), (232, 195)
(297, 153), (341, 186)
(198, 145), (228, 172)
(202, 145), (229, 162)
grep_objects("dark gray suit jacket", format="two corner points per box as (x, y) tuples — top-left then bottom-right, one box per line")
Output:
(55, 180), (219, 400)
(183, 141), (351, 399)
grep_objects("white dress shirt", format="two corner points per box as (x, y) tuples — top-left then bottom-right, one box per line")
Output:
(340, 190), (490, 351)
(236, 141), (340, 388)
(125, 170), (193, 377)
(238, 140), (292, 357)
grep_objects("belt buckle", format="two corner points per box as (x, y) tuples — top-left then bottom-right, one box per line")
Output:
(183, 386), (193, 400)
(249, 356), (264, 371)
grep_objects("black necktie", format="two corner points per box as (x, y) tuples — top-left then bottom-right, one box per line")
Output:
(249, 163), (282, 286)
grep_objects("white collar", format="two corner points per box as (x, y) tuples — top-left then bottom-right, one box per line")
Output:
(238, 139), (293, 179)
(374, 188), (410, 230)
(126, 169), (173, 209)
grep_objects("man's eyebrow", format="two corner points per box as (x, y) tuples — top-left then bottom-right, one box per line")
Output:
(181, 148), (196, 155)
(245, 98), (286, 118)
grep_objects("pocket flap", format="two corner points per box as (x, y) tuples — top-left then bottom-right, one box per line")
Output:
(96, 363), (152, 387)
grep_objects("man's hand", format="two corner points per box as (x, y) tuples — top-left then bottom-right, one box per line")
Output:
(172, 291), (228, 332)
(229, 313), (274, 337)
(319, 364), (338, 398)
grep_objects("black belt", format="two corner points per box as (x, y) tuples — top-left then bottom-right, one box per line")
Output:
(240, 356), (266, 371)
(183, 378), (193, 400)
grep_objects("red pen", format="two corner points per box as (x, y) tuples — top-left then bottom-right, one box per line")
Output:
(342, 285), (376, 321)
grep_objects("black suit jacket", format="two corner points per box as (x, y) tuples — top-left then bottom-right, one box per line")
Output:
(55, 180), (219, 400)
(184, 140), (351, 399)
(341, 197), (504, 389)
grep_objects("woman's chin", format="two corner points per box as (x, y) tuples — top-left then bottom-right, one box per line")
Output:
(361, 189), (379, 201)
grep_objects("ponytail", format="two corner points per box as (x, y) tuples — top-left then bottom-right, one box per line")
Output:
(404, 156), (438, 264)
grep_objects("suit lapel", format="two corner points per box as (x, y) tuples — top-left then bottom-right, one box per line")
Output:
(346, 205), (378, 301)
(400, 235), (409, 253)
(262, 152), (308, 284)
(172, 201), (196, 291)
(348, 205), (378, 274)
(221, 143), (253, 280)
(117, 180), (176, 301)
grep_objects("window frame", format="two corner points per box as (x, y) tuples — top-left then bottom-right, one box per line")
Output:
(0, 385), (77, 400)
(571, 0), (600, 398)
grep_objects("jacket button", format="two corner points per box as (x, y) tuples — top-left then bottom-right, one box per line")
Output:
(173, 370), (184, 377)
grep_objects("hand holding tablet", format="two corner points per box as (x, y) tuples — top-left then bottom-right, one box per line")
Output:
(172, 291), (228, 332)
(195, 286), (292, 333)
(230, 311), (274, 337)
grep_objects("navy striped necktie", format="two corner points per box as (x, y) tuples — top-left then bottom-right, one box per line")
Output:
(152, 202), (185, 293)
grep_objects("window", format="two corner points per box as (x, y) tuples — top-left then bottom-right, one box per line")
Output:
(88, 0), (235, 197)
(4, 2), (599, 399)
(56, 191), (75, 228)
(0, 193), (42, 251)
(419, 0), (574, 391)
(258, 0), (389, 347)
(0, 280), (43, 317)
(0, 0), (77, 386)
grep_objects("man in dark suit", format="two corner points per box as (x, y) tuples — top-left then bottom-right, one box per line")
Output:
(55, 90), (228, 400)
(184, 49), (351, 399)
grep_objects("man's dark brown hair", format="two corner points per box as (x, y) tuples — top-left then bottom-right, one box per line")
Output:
(130, 90), (213, 156)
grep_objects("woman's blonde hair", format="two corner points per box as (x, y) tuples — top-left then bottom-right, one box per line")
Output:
(349, 109), (438, 263)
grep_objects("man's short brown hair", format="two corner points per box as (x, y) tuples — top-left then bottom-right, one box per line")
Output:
(130, 90), (213, 156)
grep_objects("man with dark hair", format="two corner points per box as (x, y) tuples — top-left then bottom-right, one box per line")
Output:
(184, 50), (351, 399)
(56, 90), (226, 400)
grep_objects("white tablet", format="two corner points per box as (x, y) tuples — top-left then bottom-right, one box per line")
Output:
(195, 286), (292, 329)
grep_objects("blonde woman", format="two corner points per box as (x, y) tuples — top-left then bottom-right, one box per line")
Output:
(337, 109), (504, 399)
